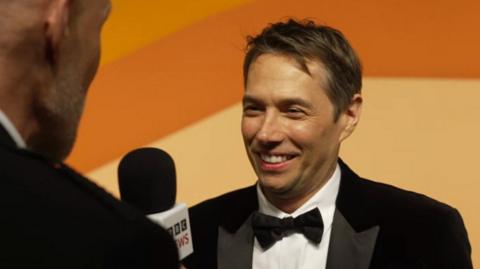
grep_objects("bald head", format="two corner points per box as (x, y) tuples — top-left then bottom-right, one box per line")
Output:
(0, 1), (46, 59)
(0, 0), (111, 161)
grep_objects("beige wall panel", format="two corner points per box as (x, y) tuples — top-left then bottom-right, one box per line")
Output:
(88, 77), (479, 265)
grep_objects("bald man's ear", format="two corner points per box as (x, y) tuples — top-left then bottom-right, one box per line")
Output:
(45, 0), (71, 64)
(339, 93), (363, 142)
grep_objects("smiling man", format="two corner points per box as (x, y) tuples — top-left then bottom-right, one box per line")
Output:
(241, 52), (361, 215)
(184, 19), (472, 269)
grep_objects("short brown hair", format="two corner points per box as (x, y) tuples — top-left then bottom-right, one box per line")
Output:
(243, 19), (362, 120)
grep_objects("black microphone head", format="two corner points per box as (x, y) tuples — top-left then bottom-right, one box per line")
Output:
(118, 147), (176, 214)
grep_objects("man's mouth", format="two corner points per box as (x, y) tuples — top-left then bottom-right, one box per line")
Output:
(260, 154), (294, 164)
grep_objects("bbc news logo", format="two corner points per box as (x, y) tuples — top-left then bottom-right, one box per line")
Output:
(167, 219), (187, 236)
(166, 218), (190, 249)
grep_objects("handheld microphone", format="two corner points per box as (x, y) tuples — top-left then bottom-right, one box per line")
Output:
(118, 148), (193, 260)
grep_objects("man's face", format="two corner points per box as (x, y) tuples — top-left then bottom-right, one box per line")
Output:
(242, 54), (352, 206)
(30, 0), (111, 160)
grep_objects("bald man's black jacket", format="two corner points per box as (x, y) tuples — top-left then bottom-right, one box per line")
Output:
(0, 126), (179, 268)
(184, 160), (472, 269)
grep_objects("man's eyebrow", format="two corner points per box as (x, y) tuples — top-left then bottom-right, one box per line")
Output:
(242, 95), (259, 105)
(277, 97), (313, 109)
(242, 95), (313, 109)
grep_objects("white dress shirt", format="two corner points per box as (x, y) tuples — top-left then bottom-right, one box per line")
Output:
(0, 110), (26, 148)
(253, 164), (341, 269)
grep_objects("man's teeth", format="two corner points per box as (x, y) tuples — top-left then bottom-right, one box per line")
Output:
(260, 154), (289, 163)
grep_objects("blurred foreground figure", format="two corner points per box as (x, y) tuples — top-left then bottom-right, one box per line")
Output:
(0, 1), (178, 268)
(184, 19), (472, 269)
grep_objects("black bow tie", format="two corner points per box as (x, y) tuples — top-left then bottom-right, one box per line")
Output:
(251, 208), (324, 250)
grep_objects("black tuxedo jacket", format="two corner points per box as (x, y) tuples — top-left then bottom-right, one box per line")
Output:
(184, 160), (472, 269)
(0, 126), (179, 268)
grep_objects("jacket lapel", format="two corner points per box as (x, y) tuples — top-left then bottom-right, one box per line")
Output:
(329, 160), (382, 269)
(326, 210), (379, 269)
(217, 185), (258, 269)
(218, 214), (255, 269)
(216, 161), (381, 269)
(0, 123), (18, 149)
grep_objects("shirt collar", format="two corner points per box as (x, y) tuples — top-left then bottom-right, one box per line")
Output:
(0, 110), (26, 148)
(256, 163), (341, 218)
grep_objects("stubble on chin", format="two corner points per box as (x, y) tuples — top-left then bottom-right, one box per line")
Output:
(258, 174), (300, 199)
(260, 181), (308, 213)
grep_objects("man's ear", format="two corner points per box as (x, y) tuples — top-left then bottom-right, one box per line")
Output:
(45, 0), (71, 64)
(339, 93), (363, 142)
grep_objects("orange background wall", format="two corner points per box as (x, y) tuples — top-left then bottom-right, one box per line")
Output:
(67, 0), (479, 266)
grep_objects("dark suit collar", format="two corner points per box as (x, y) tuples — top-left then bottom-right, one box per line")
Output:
(0, 118), (69, 172)
(0, 122), (18, 149)
(324, 159), (379, 269)
(337, 159), (380, 231)
(218, 214), (255, 269)
(218, 160), (378, 233)
(217, 185), (257, 269)
(216, 160), (379, 269)
(0, 122), (50, 161)
(326, 209), (379, 269)
(219, 185), (258, 233)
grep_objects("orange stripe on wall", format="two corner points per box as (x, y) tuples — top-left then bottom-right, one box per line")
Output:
(67, 21), (245, 171)
(101, 0), (251, 65)
(67, 0), (480, 172)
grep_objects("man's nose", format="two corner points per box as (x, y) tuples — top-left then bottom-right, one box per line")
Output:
(255, 112), (284, 144)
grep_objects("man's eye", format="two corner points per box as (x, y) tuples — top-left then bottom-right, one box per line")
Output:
(243, 105), (257, 111)
(286, 107), (306, 118)
(243, 105), (262, 116)
(288, 107), (303, 113)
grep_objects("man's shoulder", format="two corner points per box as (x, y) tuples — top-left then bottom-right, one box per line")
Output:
(338, 160), (467, 237)
(359, 175), (458, 220)
(339, 160), (457, 217)
(0, 145), (179, 268)
(0, 145), (133, 218)
(5, 146), (170, 222)
(343, 162), (468, 243)
(341, 164), (472, 267)
(0, 143), (159, 228)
